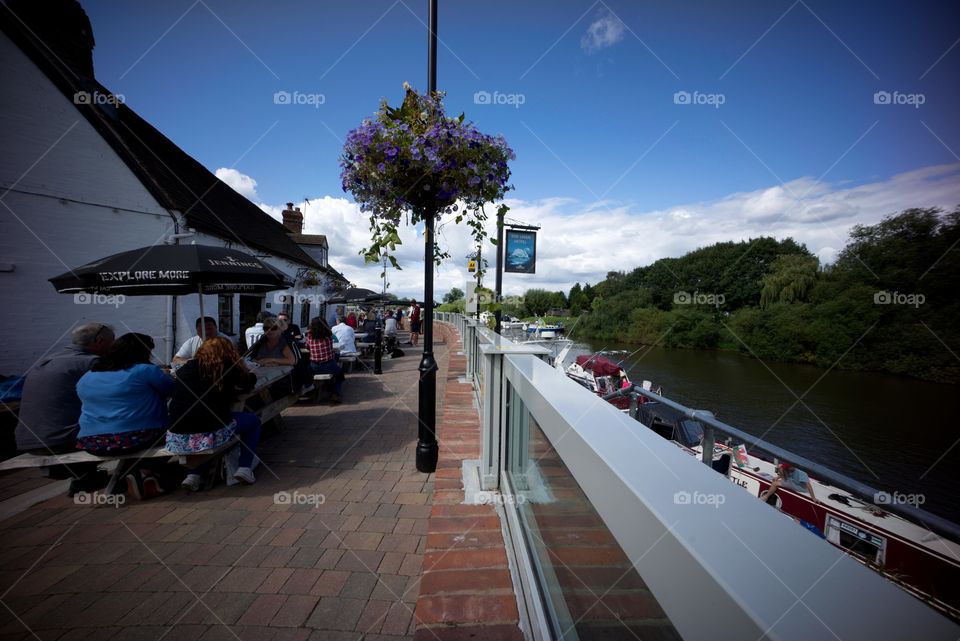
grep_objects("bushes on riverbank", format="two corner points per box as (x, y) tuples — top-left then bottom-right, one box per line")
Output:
(572, 207), (960, 383)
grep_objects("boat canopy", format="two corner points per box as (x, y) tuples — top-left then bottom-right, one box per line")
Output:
(575, 354), (623, 377)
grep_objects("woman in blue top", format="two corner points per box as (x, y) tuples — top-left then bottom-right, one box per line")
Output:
(76, 333), (175, 454)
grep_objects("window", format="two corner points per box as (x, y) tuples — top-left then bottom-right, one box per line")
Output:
(217, 294), (234, 335)
(300, 300), (311, 328)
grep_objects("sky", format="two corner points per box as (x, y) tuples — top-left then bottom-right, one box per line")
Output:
(81, 0), (960, 299)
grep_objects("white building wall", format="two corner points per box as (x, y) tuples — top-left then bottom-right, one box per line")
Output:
(0, 31), (332, 370)
(0, 31), (175, 374)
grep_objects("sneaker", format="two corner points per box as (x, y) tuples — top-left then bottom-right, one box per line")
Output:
(125, 474), (143, 501)
(141, 476), (164, 499)
(181, 474), (202, 492)
(233, 467), (256, 485)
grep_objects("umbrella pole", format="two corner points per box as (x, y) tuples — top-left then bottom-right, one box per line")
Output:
(198, 286), (207, 341)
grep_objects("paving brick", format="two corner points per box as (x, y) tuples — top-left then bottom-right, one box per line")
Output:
(354, 598), (391, 634)
(340, 531), (383, 551)
(257, 567), (295, 594)
(238, 594), (287, 626)
(420, 569), (513, 595)
(309, 570), (350, 597)
(214, 566), (271, 592)
(339, 572), (378, 600)
(270, 594), (320, 627)
(334, 550), (384, 573)
(305, 597), (365, 630)
(279, 568), (323, 595)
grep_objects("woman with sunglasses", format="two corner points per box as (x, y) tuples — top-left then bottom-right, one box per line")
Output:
(249, 317), (295, 367)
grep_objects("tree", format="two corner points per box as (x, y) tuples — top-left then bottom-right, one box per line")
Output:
(443, 287), (464, 304)
(760, 255), (819, 308)
(522, 289), (555, 317)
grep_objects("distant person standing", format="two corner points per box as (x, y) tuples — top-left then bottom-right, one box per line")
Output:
(408, 300), (421, 347)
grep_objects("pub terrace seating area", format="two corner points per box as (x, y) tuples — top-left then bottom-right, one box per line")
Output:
(0, 331), (450, 639)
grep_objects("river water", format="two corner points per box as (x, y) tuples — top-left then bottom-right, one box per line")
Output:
(546, 336), (958, 523)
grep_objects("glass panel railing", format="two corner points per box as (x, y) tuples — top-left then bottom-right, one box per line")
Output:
(505, 395), (682, 640)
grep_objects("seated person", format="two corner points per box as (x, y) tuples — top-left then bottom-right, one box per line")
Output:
(172, 316), (218, 365)
(249, 318), (296, 367)
(15, 322), (114, 495)
(345, 312), (358, 329)
(244, 311), (273, 352)
(384, 310), (398, 338)
(361, 314), (378, 337)
(76, 333), (175, 454)
(305, 317), (343, 404)
(332, 317), (357, 354)
(277, 312), (303, 343)
(167, 337), (262, 489)
(760, 463), (818, 503)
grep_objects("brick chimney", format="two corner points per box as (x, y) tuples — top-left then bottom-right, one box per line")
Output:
(281, 202), (303, 235)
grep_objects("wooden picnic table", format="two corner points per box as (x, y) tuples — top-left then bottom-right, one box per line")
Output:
(0, 365), (300, 493)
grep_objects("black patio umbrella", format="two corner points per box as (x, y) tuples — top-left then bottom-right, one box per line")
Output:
(50, 244), (293, 339)
(325, 287), (389, 304)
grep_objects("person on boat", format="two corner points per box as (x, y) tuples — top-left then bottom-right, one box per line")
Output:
(760, 462), (818, 504)
(619, 370), (631, 389)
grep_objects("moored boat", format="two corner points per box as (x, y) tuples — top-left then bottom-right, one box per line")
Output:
(633, 398), (960, 621)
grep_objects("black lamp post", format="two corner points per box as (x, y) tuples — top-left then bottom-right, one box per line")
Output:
(416, 0), (440, 473)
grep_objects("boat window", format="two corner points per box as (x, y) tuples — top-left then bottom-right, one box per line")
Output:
(677, 419), (704, 447)
(651, 421), (673, 441)
(826, 517), (884, 564)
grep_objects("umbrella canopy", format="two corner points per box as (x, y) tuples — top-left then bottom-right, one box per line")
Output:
(326, 287), (391, 304)
(49, 245), (293, 296)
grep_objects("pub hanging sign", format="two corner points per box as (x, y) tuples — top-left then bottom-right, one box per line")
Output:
(505, 229), (537, 274)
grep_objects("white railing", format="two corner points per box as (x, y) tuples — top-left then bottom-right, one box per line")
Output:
(437, 313), (958, 641)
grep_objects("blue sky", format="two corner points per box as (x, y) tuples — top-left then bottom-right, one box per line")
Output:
(82, 0), (960, 296)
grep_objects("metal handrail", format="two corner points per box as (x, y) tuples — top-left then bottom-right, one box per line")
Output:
(604, 384), (960, 544)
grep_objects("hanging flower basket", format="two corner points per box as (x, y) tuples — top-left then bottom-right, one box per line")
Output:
(340, 84), (515, 270)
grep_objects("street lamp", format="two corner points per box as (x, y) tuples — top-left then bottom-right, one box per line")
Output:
(416, 0), (440, 473)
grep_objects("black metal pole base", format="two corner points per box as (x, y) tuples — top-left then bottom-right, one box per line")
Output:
(416, 351), (439, 473)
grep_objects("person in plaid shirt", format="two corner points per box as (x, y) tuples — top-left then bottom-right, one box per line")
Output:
(306, 317), (343, 403)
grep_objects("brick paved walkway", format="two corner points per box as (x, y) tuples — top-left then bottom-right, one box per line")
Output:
(0, 339), (449, 641)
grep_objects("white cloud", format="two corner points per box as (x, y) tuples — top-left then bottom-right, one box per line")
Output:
(256, 163), (960, 301)
(215, 167), (259, 200)
(581, 11), (626, 53)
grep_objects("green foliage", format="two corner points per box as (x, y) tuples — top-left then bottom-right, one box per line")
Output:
(443, 287), (465, 304)
(576, 208), (960, 383)
(521, 288), (566, 317)
(437, 299), (465, 313)
(760, 254), (820, 309)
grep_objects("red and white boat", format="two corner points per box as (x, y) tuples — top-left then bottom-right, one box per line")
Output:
(635, 399), (960, 622)
(561, 350), (661, 412)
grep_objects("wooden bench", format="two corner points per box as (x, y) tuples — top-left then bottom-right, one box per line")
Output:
(338, 353), (358, 373)
(0, 438), (239, 495)
(311, 373), (333, 403)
